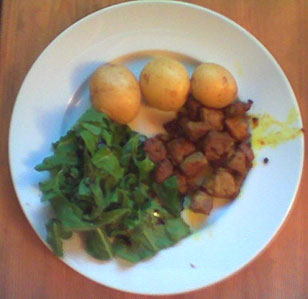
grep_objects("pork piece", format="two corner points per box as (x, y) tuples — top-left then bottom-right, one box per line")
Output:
(144, 137), (167, 162)
(234, 173), (246, 189)
(183, 121), (210, 141)
(227, 150), (247, 176)
(204, 168), (238, 199)
(180, 152), (208, 177)
(239, 142), (254, 166)
(186, 166), (212, 191)
(155, 159), (174, 183)
(190, 191), (214, 214)
(225, 117), (250, 141)
(203, 175), (215, 195)
(156, 133), (170, 143)
(224, 100), (253, 117)
(201, 107), (224, 131)
(179, 117), (189, 128)
(203, 131), (235, 161)
(185, 97), (202, 120)
(164, 119), (181, 138)
(213, 168), (238, 198)
(167, 138), (196, 164)
(174, 171), (188, 194)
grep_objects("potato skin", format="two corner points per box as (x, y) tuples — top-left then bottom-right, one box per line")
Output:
(140, 57), (190, 111)
(90, 64), (141, 124)
(191, 63), (238, 108)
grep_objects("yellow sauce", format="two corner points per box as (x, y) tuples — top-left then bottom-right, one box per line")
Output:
(182, 209), (208, 230)
(251, 108), (302, 150)
(183, 198), (231, 231)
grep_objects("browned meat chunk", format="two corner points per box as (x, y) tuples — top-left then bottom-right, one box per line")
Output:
(225, 117), (250, 141)
(190, 191), (214, 214)
(212, 168), (238, 199)
(234, 173), (246, 189)
(239, 142), (254, 166)
(201, 107), (224, 131)
(183, 121), (210, 141)
(174, 171), (188, 194)
(224, 100), (253, 117)
(164, 119), (181, 138)
(155, 159), (173, 183)
(180, 152), (208, 177)
(186, 166), (212, 191)
(144, 137), (167, 162)
(203, 131), (235, 161)
(179, 117), (189, 127)
(185, 97), (202, 120)
(227, 150), (247, 176)
(156, 133), (170, 143)
(203, 175), (215, 195)
(167, 138), (196, 164)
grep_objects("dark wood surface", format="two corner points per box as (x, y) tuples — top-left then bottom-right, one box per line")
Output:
(0, 1), (307, 298)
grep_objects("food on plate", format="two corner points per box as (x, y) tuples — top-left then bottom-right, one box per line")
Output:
(140, 57), (190, 111)
(145, 96), (254, 215)
(90, 64), (141, 124)
(36, 109), (190, 263)
(191, 63), (238, 108)
(36, 57), (254, 263)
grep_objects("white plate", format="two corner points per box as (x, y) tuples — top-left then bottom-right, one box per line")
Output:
(9, 1), (304, 295)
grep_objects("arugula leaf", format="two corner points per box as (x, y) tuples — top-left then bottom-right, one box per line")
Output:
(100, 129), (113, 146)
(51, 196), (94, 231)
(79, 130), (98, 155)
(112, 123), (133, 145)
(85, 177), (111, 220)
(152, 176), (182, 216)
(36, 108), (191, 262)
(117, 188), (134, 209)
(86, 228), (113, 260)
(39, 170), (64, 202)
(77, 108), (109, 125)
(121, 134), (139, 158)
(165, 218), (191, 242)
(78, 178), (92, 197)
(122, 211), (141, 231)
(132, 183), (149, 205)
(135, 225), (173, 252)
(81, 122), (102, 135)
(96, 208), (130, 226)
(113, 237), (155, 263)
(35, 131), (79, 171)
(135, 156), (155, 182)
(113, 210), (190, 263)
(120, 174), (137, 190)
(46, 219), (72, 257)
(92, 146), (124, 180)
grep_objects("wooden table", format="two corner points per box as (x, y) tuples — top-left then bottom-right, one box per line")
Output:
(1, 1), (307, 298)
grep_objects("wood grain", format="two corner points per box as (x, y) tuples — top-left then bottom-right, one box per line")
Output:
(0, 1), (307, 298)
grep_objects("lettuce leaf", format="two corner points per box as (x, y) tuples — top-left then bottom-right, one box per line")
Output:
(152, 176), (182, 216)
(36, 108), (191, 262)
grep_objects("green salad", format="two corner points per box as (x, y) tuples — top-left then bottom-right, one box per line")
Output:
(35, 108), (190, 263)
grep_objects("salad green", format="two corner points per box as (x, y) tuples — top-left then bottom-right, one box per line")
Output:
(36, 108), (191, 263)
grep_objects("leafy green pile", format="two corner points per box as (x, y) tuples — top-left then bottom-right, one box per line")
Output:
(35, 108), (191, 263)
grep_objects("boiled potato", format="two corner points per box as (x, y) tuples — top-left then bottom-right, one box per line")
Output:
(90, 64), (141, 124)
(140, 57), (190, 111)
(191, 63), (238, 108)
